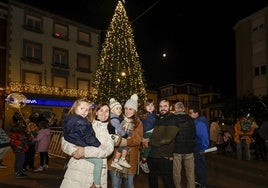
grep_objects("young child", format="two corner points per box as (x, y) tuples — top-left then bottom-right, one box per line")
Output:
(23, 122), (38, 171)
(62, 98), (104, 188)
(109, 98), (131, 171)
(9, 123), (29, 178)
(34, 121), (51, 172)
(139, 99), (156, 173)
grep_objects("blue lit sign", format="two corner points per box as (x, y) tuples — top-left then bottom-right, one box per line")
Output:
(26, 98), (74, 107)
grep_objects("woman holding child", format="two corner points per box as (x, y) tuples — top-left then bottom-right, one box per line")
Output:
(108, 94), (143, 188)
(60, 102), (114, 188)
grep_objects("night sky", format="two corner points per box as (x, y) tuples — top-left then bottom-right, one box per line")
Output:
(16, 0), (268, 96)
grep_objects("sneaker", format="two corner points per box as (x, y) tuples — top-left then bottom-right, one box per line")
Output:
(119, 158), (131, 168)
(111, 161), (123, 170)
(15, 173), (28, 178)
(43, 165), (49, 169)
(0, 164), (7, 169)
(33, 166), (43, 172)
(139, 161), (150, 173)
(195, 181), (202, 187)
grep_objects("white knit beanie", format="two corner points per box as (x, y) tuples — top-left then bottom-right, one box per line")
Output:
(109, 98), (122, 111)
(124, 94), (138, 111)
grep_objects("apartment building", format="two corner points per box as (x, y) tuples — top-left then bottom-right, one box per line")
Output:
(159, 83), (202, 112)
(0, 2), (8, 128)
(234, 7), (268, 98)
(2, 0), (101, 129)
(159, 83), (222, 121)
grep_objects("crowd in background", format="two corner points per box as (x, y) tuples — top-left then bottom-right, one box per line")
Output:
(0, 94), (267, 187)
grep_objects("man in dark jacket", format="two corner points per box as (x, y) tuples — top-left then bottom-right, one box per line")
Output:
(173, 102), (196, 188)
(146, 99), (179, 188)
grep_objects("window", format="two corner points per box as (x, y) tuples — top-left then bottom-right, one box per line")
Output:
(25, 14), (42, 32)
(23, 40), (42, 63)
(77, 79), (90, 90)
(24, 71), (41, 84)
(77, 31), (91, 45)
(255, 67), (260, 76)
(53, 48), (68, 67)
(261, 65), (266, 75)
(53, 76), (67, 88)
(53, 23), (68, 40)
(77, 53), (91, 72)
(254, 65), (266, 76)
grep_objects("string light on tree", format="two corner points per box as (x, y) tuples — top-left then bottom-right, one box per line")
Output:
(92, 0), (147, 105)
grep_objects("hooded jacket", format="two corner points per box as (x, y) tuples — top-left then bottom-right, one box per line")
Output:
(35, 128), (51, 152)
(62, 114), (101, 147)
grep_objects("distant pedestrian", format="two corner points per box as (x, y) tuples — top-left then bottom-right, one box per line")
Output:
(34, 121), (51, 172)
(9, 123), (29, 178)
(23, 122), (38, 171)
(173, 102), (196, 188)
(234, 116), (258, 161)
(188, 107), (209, 188)
(210, 118), (221, 147)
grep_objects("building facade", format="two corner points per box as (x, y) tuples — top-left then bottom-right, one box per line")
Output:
(2, 0), (101, 129)
(159, 83), (202, 112)
(0, 2), (8, 129)
(234, 7), (268, 98)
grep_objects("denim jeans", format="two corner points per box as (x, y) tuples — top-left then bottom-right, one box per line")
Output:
(194, 152), (206, 187)
(236, 138), (251, 160)
(109, 170), (135, 188)
(14, 152), (25, 174)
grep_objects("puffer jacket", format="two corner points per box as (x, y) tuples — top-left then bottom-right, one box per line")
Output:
(35, 128), (51, 152)
(62, 114), (101, 147)
(60, 120), (114, 188)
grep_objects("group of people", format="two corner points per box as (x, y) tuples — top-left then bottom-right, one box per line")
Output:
(209, 113), (266, 162)
(60, 94), (211, 188)
(60, 94), (142, 188)
(1, 114), (51, 178)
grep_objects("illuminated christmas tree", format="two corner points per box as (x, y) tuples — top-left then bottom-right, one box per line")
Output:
(92, 0), (147, 105)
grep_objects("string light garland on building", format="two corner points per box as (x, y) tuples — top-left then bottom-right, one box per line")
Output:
(7, 81), (89, 97)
